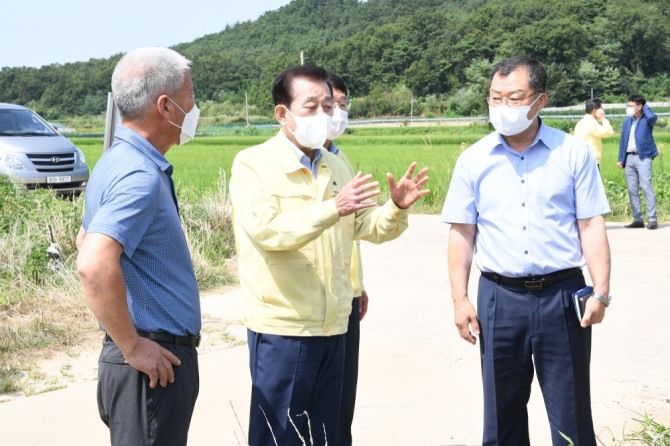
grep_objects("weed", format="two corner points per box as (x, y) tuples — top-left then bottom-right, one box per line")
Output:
(181, 170), (235, 289)
(623, 414), (670, 445)
(0, 168), (235, 394)
(561, 414), (670, 445)
(230, 400), (248, 446)
(256, 406), (327, 446)
(0, 365), (22, 393)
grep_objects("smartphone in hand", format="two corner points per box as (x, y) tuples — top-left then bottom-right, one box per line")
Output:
(572, 286), (594, 321)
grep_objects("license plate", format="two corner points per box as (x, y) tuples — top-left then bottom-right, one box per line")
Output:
(47, 175), (71, 184)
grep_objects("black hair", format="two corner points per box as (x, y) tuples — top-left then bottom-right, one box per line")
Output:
(585, 98), (603, 114)
(327, 72), (348, 96)
(489, 56), (547, 93)
(628, 94), (646, 106)
(271, 65), (332, 106)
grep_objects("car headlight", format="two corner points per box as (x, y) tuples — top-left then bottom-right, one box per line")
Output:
(0, 152), (26, 170)
(76, 147), (87, 167)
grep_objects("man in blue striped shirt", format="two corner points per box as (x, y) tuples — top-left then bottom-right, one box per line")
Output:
(77, 47), (201, 446)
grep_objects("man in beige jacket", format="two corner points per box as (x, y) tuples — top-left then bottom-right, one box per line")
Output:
(574, 97), (614, 168)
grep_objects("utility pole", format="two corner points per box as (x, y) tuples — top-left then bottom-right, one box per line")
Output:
(410, 92), (414, 122)
(245, 91), (250, 127)
(103, 92), (119, 151)
(300, 51), (304, 65)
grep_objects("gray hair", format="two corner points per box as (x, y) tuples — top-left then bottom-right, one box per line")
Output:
(111, 47), (191, 120)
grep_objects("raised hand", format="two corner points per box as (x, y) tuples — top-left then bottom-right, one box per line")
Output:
(387, 162), (430, 209)
(335, 172), (381, 217)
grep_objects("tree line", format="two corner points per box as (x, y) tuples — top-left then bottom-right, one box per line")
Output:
(1, 0), (669, 120)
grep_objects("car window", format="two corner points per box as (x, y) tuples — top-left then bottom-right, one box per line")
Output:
(0, 109), (58, 136)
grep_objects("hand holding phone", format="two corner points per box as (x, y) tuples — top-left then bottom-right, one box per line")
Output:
(572, 286), (594, 321)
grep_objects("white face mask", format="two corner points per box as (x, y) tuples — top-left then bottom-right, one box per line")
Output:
(283, 106), (331, 149)
(488, 94), (541, 136)
(625, 106), (635, 117)
(327, 107), (349, 140)
(168, 98), (200, 145)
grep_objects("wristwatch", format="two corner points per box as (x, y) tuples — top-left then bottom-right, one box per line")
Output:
(593, 292), (612, 307)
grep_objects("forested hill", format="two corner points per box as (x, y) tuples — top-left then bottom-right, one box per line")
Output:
(1, 0), (669, 119)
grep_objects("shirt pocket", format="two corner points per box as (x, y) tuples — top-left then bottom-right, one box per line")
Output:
(537, 179), (574, 219)
(262, 249), (324, 322)
(271, 183), (313, 213)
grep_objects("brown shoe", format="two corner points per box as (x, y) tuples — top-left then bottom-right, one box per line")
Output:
(625, 220), (645, 228)
(647, 222), (658, 230)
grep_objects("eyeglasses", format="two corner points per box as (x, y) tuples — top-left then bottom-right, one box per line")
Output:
(487, 92), (541, 107)
(334, 98), (352, 111)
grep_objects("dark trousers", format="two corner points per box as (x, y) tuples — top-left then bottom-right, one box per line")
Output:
(337, 297), (360, 446)
(247, 330), (346, 446)
(477, 274), (596, 446)
(97, 335), (199, 446)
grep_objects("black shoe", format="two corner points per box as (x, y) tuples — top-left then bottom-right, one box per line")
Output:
(647, 221), (658, 230)
(625, 220), (645, 228)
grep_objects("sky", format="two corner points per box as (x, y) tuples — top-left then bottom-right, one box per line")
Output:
(0, 0), (293, 69)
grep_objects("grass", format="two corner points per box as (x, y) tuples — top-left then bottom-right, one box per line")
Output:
(622, 414), (670, 445)
(0, 366), (22, 393)
(0, 170), (234, 395)
(75, 123), (670, 220)
(560, 413), (670, 445)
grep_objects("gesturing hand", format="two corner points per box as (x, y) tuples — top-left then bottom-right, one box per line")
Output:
(388, 162), (430, 209)
(335, 172), (381, 217)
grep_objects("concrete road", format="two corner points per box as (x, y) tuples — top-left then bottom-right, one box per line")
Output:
(1, 215), (669, 445)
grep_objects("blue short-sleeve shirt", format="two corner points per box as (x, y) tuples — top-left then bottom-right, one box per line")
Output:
(82, 125), (200, 335)
(441, 121), (610, 277)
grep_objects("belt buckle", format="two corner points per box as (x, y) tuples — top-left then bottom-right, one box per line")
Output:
(524, 280), (543, 291)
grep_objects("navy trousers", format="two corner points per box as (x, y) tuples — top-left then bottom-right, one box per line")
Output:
(247, 330), (345, 446)
(337, 297), (360, 446)
(477, 274), (596, 446)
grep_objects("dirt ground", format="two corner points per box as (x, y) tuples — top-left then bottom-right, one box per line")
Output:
(0, 284), (243, 405)
(0, 215), (669, 445)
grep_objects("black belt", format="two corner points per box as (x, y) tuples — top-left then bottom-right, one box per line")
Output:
(627, 151), (638, 156)
(481, 267), (582, 291)
(137, 330), (201, 347)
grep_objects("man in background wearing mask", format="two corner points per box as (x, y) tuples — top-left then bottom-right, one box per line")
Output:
(230, 64), (429, 446)
(617, 94), (659, 229)
(441, 56), (611, 446)
(574, 97), (614, 169)
(324, 72), (366, 446)
(76, 47), (201, 445)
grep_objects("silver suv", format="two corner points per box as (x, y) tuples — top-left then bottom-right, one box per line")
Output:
(0, 103), (88, 195)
